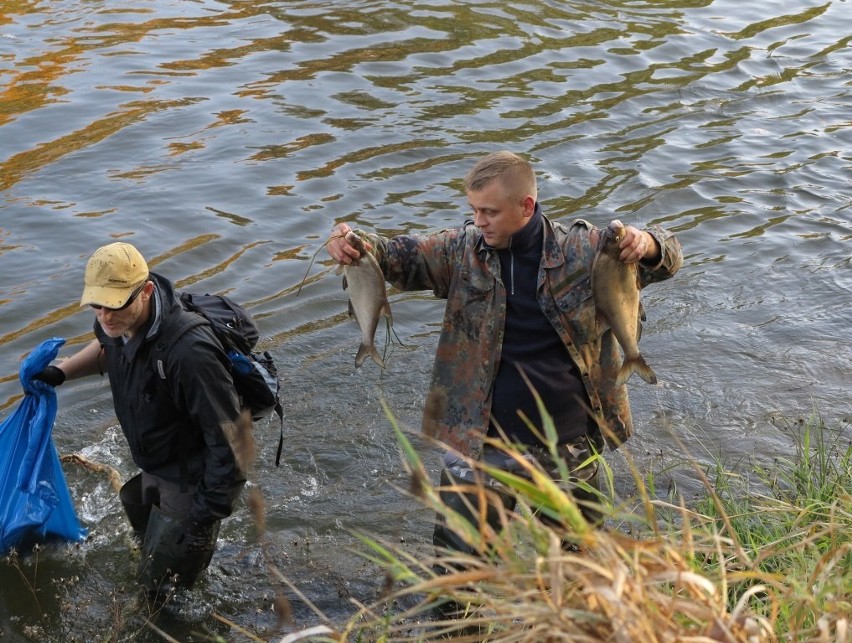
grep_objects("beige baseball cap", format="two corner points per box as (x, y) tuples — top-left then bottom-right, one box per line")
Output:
(80, 242), (149, 308)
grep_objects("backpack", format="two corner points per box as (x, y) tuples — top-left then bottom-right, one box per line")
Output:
(151, 292), (284, 466)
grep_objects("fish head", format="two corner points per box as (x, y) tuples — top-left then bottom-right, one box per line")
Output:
(344, 230), (373, 266)
(345, 231), (368, 255)
(599, 219), (626, 256)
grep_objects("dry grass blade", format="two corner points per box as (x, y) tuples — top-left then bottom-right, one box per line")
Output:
(274, 625), (335, 642)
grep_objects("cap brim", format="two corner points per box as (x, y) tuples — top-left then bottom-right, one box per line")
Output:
(80, 284), (136, 309)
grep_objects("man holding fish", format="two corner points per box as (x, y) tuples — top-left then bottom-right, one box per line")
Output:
(327, 151), (682, 573)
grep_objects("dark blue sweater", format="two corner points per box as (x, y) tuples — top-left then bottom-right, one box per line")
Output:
(488, 206), (592, 446)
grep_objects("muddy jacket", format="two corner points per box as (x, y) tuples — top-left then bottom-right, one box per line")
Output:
(366, 213), (682, 458)
(94, 273), (245, 522)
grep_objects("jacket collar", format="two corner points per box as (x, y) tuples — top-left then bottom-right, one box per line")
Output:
(541, 213), (566, 269)
(506, 203), (543, 253)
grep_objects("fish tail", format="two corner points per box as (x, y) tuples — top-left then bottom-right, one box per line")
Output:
(616, 355), (657, 386)
(355, 343), (386, 369)
(371, 346), (386, 369)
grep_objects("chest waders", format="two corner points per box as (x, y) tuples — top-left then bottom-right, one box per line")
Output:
(138, 506), (220, 596)
(119, 473), (220, 595)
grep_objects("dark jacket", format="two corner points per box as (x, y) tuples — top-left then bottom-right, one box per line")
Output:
(94, 272), (245, 522)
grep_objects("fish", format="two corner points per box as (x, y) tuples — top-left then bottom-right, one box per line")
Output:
(591, 220), (657, 386)
(337, 231), (393, 368)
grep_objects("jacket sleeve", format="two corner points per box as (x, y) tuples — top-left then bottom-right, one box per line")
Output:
(365, 227), (465, 298)
(167, 327), (246, 522)
(638, 224), (683, 287)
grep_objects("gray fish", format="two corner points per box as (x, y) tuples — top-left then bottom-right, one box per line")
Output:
(337, 231), (392, 368)
(591, 220), (657, 386)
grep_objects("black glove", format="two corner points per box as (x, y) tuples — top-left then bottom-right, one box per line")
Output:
(34, 365), (66, 387)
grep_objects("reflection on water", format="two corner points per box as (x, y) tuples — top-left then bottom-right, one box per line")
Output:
(1, 0), (850, 638)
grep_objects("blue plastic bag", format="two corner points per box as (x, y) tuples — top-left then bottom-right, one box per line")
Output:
(0, 338), (87, 553)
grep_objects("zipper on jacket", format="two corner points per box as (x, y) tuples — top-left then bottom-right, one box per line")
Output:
(508, 236), (515, 296)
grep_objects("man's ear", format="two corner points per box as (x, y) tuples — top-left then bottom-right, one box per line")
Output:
(142, 280), (155, 300)
(521, 194), (536, 217)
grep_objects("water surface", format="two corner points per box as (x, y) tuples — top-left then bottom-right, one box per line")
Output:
(1, 0), (850, 639)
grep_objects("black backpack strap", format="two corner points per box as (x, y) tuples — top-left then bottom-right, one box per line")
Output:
(151, 311), (208, 378)
(273, 399), (284, 467)
(150, 312), (209, 492)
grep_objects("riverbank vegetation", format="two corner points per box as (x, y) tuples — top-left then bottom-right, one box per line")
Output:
(7, 411), (846, 642)
(332, 411), (850, 642)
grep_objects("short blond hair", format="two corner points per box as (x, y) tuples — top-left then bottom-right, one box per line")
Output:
(463, 151), (537, 202)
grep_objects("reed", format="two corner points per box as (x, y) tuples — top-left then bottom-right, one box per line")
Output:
(339, 407), (850, 642)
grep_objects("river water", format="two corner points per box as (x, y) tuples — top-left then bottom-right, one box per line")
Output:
(1, 0), (850, 640)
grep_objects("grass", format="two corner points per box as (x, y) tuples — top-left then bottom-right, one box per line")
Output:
(687, 416), (851, 638)
(331, 408), (851, 642)
(9, 408), (846, 642)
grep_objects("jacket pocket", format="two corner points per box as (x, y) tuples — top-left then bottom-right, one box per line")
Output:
(448, 269), (496, 342)
(551, 274), (600, 338)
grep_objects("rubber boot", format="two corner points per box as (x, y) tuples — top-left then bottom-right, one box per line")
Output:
(119, 474), (153, 540)
(138, 505), (220, 598)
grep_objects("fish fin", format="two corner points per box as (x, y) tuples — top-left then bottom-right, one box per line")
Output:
(355, 344), (368, 367)
(380, 301), (393, 321)
(370, 345), (386, 369)
(337, 266), (346, 278)
(355, 343), (385, 369)
(616, 355), (657, 386)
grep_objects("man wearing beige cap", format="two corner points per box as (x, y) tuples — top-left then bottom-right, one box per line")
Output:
(34, 242), (246, 600)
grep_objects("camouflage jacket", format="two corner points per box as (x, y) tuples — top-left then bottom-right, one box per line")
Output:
(366, 213), (682, 458)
